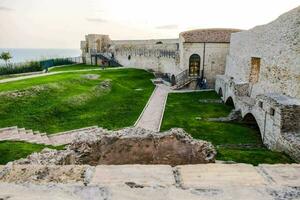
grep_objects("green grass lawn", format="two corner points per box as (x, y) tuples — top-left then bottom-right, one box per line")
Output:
(161, 91), (294, 165)
(0, 68), (154, 133)
(49, 64), (103, 72)
(0, 141), (64, 164)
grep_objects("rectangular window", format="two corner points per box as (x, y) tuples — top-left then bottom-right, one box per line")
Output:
(249, 57), (261, 83)
(270, 108), (275, 116)
(258, 101), (263, 108)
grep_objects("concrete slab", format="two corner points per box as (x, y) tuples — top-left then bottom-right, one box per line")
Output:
(177, 164), (267, 188)
(90, 165), (175, 187)
(259, 164), (300, 186)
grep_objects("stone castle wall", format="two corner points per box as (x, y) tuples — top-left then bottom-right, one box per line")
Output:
(225, 6), (300, 99)
(110, 39), (181, 74)
(215, 6), (300, 162)
(81, 34), (230, 88)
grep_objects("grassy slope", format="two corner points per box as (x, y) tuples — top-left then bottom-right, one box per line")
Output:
(0, 68), (154, 133)
(161, 91), (294, 165)
(0, 141), (64, 164)
(49, 64), (102, 72)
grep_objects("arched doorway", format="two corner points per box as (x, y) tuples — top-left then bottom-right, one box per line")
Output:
(218, 88), (223, 97)
(189, 54), (201, 77)
(225, 96), (234, 108)
(242, 113), (262, 140)
(171, 74), (176, 86)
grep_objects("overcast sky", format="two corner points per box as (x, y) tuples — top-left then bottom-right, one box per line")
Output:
(0, 0), (299, 49)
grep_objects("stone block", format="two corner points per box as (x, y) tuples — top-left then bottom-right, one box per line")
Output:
(0, 165), (89, 185)
(177, 164), (267, 188)
(259, 164), (300, 186)
(90, 165), (175, 187)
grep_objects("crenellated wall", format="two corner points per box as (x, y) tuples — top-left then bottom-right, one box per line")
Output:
(110, 39), (181, 74)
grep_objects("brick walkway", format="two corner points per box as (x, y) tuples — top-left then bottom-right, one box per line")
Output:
(134, 84), (169, 132)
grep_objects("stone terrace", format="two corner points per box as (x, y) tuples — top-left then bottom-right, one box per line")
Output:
(0, 163), (299, 199)
(0, 126), (108, 146)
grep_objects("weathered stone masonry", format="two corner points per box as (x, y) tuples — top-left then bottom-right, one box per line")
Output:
(81, 29), (241, 88)
(215, 6), (300, 162)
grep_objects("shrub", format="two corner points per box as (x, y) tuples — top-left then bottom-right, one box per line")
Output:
(0, 61), (43, 75)
(0, 58), (76, 76)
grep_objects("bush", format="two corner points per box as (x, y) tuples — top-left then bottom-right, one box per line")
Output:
(0, 61), (43, 75)
(0, 58), (76, 76)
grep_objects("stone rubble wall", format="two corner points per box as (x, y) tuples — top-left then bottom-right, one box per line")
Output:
(215, 75), (300, 162)
(215, 6), (300, 162)
(0, 163), (300, 200)
(225, 6), (300, 99)
(12, 127), (216, 166)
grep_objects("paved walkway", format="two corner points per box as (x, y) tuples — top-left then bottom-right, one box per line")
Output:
(0, 67), (125, 84)
(135, 84), (169, 132)
(0, 163), (299, 199)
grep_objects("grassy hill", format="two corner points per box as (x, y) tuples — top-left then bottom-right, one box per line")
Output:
(0, 68), (154, 133)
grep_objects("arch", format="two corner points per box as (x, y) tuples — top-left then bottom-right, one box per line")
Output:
(171, 74), (176, 86)
(218, 88), (223, 97)
(225, 96), (234, 108)
(189, 54), (201, 77)
(242, 113), (263, 139)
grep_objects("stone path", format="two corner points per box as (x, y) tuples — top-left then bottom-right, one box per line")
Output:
(0, 67), (125, 84)
(134, 84), (169, 132)
(0, 126), (108, 146)
(0, 163), (299, 199)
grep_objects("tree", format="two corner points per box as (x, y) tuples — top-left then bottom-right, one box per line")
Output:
(0, 52), (12, 67)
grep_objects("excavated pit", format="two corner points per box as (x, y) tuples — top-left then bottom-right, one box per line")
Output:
(13, 127), (216, 166)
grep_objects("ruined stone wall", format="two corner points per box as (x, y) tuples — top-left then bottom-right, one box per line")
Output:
(215, 75), (300, 162)
(110, 39), (181, 74)
(225, 6), (300, 99)
(179, 40), (230, 88)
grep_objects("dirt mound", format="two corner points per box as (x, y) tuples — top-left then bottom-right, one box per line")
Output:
(13, 127), (216, 166)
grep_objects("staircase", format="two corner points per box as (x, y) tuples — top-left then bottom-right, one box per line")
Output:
(0, 126), (108, 146)
(172, 70), (194, 90)
(94, 52), (122, 67)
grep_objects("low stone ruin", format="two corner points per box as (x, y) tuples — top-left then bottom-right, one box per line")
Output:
(13, 127), (216, 166)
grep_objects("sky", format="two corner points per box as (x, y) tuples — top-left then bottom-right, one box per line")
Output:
(0, 0), (299, 49)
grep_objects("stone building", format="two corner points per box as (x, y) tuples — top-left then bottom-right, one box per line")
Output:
(215, 6), (300, 161)
(80, 29), (241, 88)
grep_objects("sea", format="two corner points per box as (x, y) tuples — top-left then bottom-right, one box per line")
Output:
(0, 48), (81, 65)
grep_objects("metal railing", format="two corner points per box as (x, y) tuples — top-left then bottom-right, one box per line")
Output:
(175, 69), (189, 86)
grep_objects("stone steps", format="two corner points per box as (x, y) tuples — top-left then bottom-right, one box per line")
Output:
(0, 125), (106, 146)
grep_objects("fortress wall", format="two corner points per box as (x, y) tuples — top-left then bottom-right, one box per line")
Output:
(225, 6), (300, 99)
(111, 39), (181, 74)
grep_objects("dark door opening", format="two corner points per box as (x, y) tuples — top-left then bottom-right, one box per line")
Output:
(189, 54), (201, 77)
